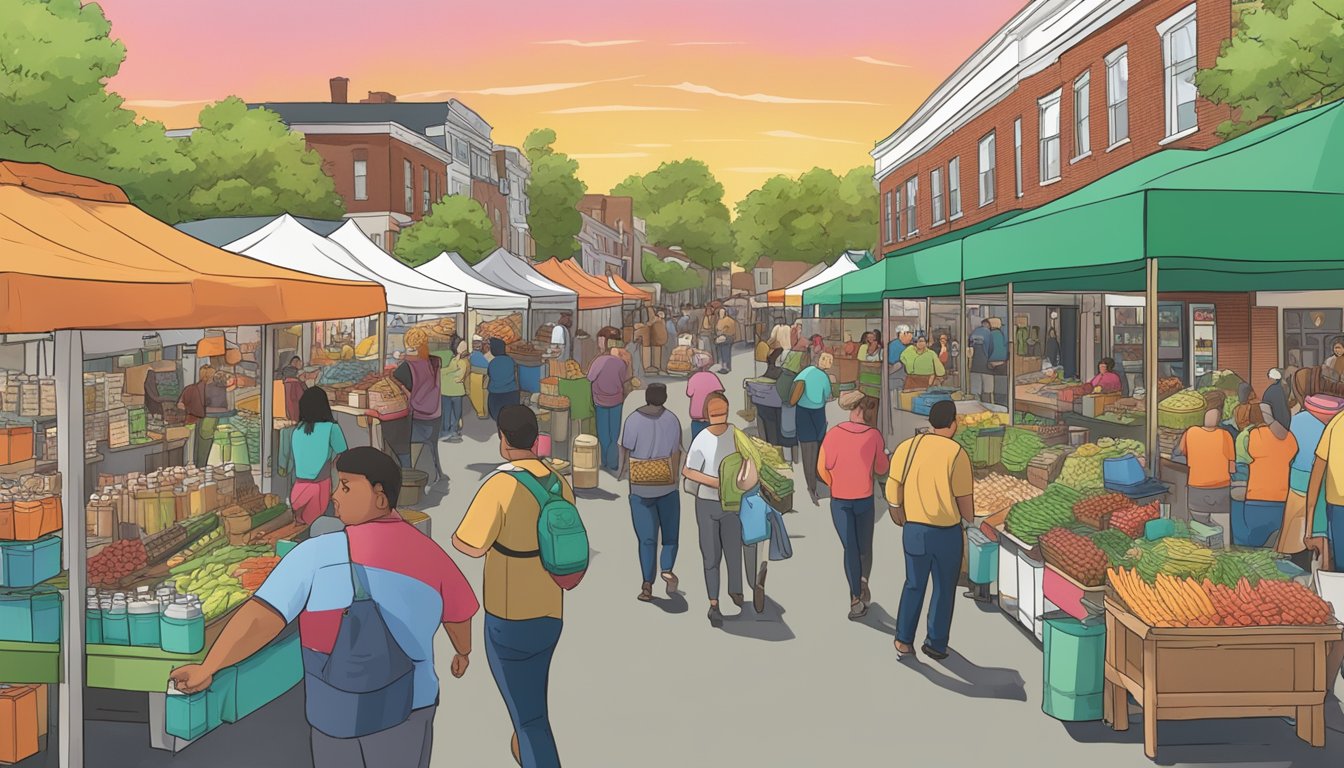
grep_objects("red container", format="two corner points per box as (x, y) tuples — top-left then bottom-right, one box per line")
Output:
(1043, 564), (1106, 621)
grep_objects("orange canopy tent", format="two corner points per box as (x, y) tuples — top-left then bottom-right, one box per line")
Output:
(0, 162), (386, 332)
(534, 257), (623, 310)
(608, 273), (652, 303)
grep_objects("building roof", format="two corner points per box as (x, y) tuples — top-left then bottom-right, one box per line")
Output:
(731, 272), (754, 292)
(250, 101), (455, 133)
(176, 215), (346, 247)
(579, 194), (634, 224)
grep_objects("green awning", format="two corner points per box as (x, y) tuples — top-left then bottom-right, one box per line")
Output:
(963, 101), (1344, 293)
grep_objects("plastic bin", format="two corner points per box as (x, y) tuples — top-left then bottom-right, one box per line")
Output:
(1042, 616), (1106, 721)
(0, 536), (61, 588)
(0, 587), (61, 643)
(231, 632), (302, 722)
(966, 529), (999, 585)
(165, 686), (209, 741)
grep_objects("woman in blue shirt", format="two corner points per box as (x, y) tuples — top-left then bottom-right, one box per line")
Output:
(283, 387), (348, 524)
(485, 337), (520, 423)
(789, 352), (835, 506)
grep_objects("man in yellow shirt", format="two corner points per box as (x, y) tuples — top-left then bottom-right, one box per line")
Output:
(884, 399), (974, 660)
(454, 405), (571, 768)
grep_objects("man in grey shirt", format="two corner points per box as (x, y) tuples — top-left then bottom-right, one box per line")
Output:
(619, 383), (684, 602)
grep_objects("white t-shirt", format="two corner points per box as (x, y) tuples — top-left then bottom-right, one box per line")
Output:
(685, 426), (738, 501)
(550, 324), (571, 358)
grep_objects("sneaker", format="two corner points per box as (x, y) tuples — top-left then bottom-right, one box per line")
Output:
(729, 592), (745, 607)
(921, 643), (950, 661)
(849, 600), (868, 620)
(638, 582), (653, 602)
(708, 605), (724, 627)
(447, 435), (463, 444)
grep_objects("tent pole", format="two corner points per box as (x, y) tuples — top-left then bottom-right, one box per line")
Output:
(56, 330), (85, 768)
(1006, 283), (1015, 418)
(1146, 259), (1160, 475)
(881, 298), (892, 438)
(259, 325), (274, 495)
(959, 281), (968, 396)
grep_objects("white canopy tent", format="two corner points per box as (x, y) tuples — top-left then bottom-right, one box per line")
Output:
(775, 250), (867, 308)
(416, 251), (530, 311)
(327, 221), (466, 314)
(473, 248), (578, 314)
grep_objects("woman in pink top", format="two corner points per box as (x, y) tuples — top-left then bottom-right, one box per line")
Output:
(1088, 357), (1124, 394)
(817, 393), (890, 619)
(686, 351), (724, 442)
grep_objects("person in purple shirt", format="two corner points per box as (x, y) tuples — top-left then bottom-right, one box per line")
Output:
(588, 345), (631, 472)
(618, 383), (684, 602)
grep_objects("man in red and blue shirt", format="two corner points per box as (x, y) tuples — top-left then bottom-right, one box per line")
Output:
(171, 447), (478, 768)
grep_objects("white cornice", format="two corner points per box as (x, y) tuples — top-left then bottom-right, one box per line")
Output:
(288, 122), (454, 165)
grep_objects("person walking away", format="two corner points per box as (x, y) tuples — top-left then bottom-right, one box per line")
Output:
(661, 309), (678, 372)
(282, 388), (348, 525)
(682, 393), (753, 626)
(753, 348), (795, 457)
(171, 447), (478, 768)
(968, 319), (994, 402)
(1262, 368), (1293, 430)
(790, 352), (835, 506)
(714, 434), (769, 614)
(884, 400), (974, 660)
(899, 336), (947, 390)
(453, 407), (573, 768)
(715, 307), (738, 374)
(486, 338), (521, 423)
(1176, 407), (1236, 540)
(588, 345), (631, 473)
(393, 329), (445, 484)
(469, 335), (490, 419)
(1282, 395), (1344, 571)
(686, 353), (725, 441)
(818, 393), (889, 619)
(1237, 405), (1297, 548)
(179, 365), (216, 469)
(435, 341), (471, 443)
(699, 305), (715, 355)
(648, 309), (669, 374)
(549, 313), (574, 362)
(775, 350), (804, 464)
(619, 384), (683, 602)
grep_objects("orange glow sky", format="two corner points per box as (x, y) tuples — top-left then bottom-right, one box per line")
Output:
(98, 0), (1025, 204)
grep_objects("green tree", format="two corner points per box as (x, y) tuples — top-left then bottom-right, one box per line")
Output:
(612, 159), (734, 271)
(524, 128), (586, 259)
(175, 98), (344, 222)
(733, 166), (876, 269)
(0, 0), (189, 220)
(1198, 0), (1344, 137)
(393, 195), (496, 267)
(641, 251), (705, 295)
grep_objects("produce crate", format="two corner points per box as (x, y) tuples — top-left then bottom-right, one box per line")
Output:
(1103, 595), (1342, 759)
(0, 640), (60, 684)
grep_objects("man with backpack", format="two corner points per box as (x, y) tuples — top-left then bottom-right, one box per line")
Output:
(454, 405), (586, 768)
(169, 447), (479, 768)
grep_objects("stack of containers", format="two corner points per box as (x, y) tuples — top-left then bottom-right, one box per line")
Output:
(86, 584), (204, 653)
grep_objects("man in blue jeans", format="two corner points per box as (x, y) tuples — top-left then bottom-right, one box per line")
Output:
(588, 345), (630, 472)
(454, 406), (571, 767)
(619, 383), (683, 602)
(883, 400), (975, 660)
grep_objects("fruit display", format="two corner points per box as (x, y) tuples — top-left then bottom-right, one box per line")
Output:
(1156, 377), (1185, 403)
(1110, 501), (1161, 538)
(317, 359), (377, 386)
(1005, 483), (1083, 545)
(1091, 528), (1136, 567)
(953, 426), (979, 456)
(958, 412), (1008, 430)
(974, 473), (1043, 518)
(171, 545), (273, 621)
(233, 555), (281, 592)
(1040, 527), (1109, 586)
(1072, 493), (1130, 529)
(479, 314), (523, 345)
(1206, 549), (1287, 587)
(1157, 389), (1207, 430)
(88, 539), (148, 587)
(143, 512), (219, 565)
(1057, 438), (1145, 490)
(1111, 567), (1337, 627)
(166, 527), (228, 568)
(1000, 428), (1046, 472)
(1134, 537), (1217, 582)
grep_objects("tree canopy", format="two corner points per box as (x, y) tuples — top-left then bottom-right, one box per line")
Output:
(733, 166), (876, 269)
(641, 252), (704, 295)
(524, 128), (586, 260)
(393, 195), (496, 267)
(612, 159), (734, 271)
(1198, 0), (1344, 137)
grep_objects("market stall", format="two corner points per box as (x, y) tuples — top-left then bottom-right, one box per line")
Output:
(416, 250), (531, 346)
(473, 249), (580, 368)
(534, 257), (624, 367)
(0, 161), (385, 766)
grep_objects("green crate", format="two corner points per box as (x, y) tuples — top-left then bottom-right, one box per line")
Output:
(86, 642), (205, 692)
(0, 640), (60, 683)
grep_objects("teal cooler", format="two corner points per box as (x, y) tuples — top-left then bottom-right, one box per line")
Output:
(0, 536), (62, 587)
(1042, 616), (1106, 721)
(229, 632), (302, 722)
(966, 529), (999, 585)
(0, 587), (61, 642)
(165, 688), (209, 741)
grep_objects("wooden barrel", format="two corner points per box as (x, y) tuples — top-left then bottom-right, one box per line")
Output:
(572, 434), (600, 489)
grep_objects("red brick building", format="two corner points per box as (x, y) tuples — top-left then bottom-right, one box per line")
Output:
(579, 194), (636, 274)
(874, 0), (1236, 253)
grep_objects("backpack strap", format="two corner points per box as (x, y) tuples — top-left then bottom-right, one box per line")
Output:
(487, 467), (560, 559)
(895, 434), (925, 510)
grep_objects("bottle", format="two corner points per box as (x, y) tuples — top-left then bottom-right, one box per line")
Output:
(160, 601), (204, 654)
(86, 597), (103, 644)
(103, 597), (130, 645)
(156, 586), (175, 611)
(128, 599), (161, 647)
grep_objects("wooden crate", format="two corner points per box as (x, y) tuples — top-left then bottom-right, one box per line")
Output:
(1103, 595), (1342, 759)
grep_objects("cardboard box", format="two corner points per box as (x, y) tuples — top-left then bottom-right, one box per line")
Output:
(1082, 393), (1122, 418)
(0, 684), (40, 763)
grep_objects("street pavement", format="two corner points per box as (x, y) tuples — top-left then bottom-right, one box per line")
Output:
(89, 346), (1344, 767)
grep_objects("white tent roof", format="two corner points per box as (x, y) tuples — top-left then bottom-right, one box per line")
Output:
(416, 251), (530, 311)
(781, 251), (866, 305)
(473, 248), (578, 313)
(327, 221), (465, 314)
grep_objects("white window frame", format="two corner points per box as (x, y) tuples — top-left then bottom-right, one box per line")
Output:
(403, 159), (413, 213)
(422, 167), (431, 213)
(1072, 71), (1091, 161)
(977, 132), (996, 206)
(1038, 90), (1062, 184)
(1013, 119), (1023, 198)
(353, 159), (368, 201)
(903, 176), (918, 237)
(930, 168), (945, 225)
(1159, 5), (1199, 141)
(894, 187), (903, 240)
(948, 157), (962, 219)
(883, 190), (894, 244)
(1106, 46), (1130, 149)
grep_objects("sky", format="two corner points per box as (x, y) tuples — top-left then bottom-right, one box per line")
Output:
(98, 0), (1025, 205)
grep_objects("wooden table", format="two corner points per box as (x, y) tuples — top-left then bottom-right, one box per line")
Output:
(1103, 595), (1342, 759)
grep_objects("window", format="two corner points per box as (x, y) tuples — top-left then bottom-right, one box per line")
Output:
(903, 176), (918, 236)
(452, 181), (467, 196)
(1013, 119), (1023, 198)
(403, 160), (413, 213)
(422, 167), (430, 213)
(893, 187), (903, 240)
(930, 168), (945, 225)
(453, 137), (469, 160)
(948, 157), (962, 218)
(372, 233), (382, 248)
(1161, 8), (1198, 138)
(1106, 47), (1129, 146)
(1073, 71), (1091, 158)
(977, 132), (996, 206)
(1039, 91), (1062, 183)
(471, 151), (491, 180)
(353, 159), (367, 201)
(883, 190), (894, 243)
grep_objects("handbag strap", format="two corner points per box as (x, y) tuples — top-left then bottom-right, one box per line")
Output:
(896, 434), (924, 510)
(344, 534), (372, 602)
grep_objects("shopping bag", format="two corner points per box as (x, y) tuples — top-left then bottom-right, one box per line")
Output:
(1314, 570), (1344, 623)
(768, 509), (793, 561)
(740, 490), (770, 545)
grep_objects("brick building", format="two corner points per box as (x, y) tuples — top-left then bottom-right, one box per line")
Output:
(873, 0), (1235, 252)
(579, 194), (636, 276)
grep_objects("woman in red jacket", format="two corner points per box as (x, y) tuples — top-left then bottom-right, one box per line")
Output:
(817, 392), (890, 619)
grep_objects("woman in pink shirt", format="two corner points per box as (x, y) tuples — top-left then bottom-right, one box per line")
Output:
(817, 392), (890, 619)
(686, 351), (724, 441)
(1088, 357), (1124, 394)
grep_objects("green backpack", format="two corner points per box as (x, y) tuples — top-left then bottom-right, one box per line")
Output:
(507, 470), (589, 590)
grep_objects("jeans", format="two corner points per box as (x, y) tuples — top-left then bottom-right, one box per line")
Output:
(485, 614), (563, 768)
(310, 705), (435, 768)
(896, 522), (963, 653)
(716, 341), (733, 371)
(830, 497), (875, 600)
(595, 404), (623, 471)
(690, 419), (709, 442)
(630, 491), (680, 583)
(441, 395), (464, 438)
(695, 497), (743, 600)
(1233, 499), (1283, 548)
(1328, 504), (1344, 572)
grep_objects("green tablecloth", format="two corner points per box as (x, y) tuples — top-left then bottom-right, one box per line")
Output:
(557, 377), (595, 422)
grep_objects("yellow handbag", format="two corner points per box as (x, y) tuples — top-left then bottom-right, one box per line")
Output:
(630, 456), (676, 485)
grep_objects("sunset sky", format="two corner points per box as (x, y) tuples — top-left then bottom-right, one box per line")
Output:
(98, 0), (1025, 205)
